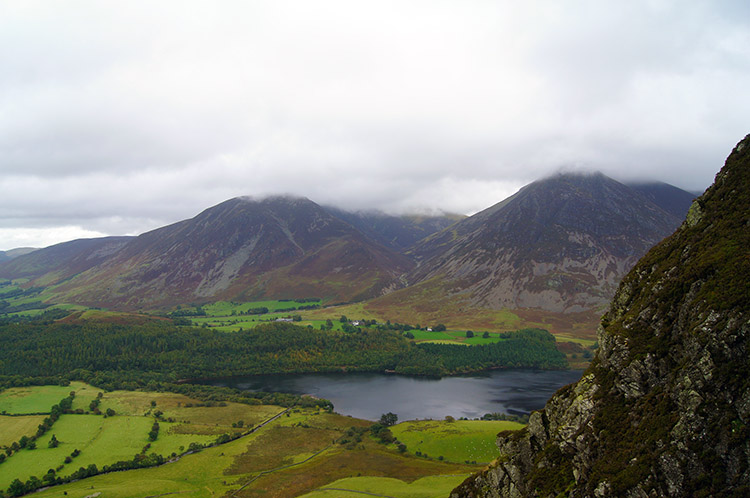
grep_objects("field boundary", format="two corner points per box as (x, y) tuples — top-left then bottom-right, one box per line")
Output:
(316, 488), (397, 498)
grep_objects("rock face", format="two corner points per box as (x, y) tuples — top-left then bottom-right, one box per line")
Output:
(452, 135), (750, 497)
(408, 173), (691, 313)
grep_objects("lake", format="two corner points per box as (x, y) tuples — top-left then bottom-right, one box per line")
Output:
(208, 369), (583, 421)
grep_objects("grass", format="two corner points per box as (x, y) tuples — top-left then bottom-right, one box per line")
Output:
(0, 414), (138, 488)
(299, 474), (473, 498)
(199, 299), (321, 317)
(0, 415), (46, 447)
(391, 419), (524, 464)
(25, 406), (479, 498)
(28, 431), (254, 498)
(0, 384), (291, 493)
(0, 382), (94, 414)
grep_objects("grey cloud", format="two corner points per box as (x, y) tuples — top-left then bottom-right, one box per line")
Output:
(0, 0), (747, 249)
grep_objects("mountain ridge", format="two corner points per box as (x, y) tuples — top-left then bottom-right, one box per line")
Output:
(405, 172), (691, 313)
(8, 196), (413, 309)
(451, 134), (750, 497)
(0, 177), (695, 316)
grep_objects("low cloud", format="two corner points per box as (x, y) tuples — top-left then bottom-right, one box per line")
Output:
(1, 1), (748, 249)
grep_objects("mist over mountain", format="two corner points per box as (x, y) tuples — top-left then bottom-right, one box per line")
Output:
(323, 206), (464, 251)
(0, 174), (695, 316)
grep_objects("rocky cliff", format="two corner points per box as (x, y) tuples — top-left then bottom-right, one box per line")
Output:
(452, 135), (750, 497)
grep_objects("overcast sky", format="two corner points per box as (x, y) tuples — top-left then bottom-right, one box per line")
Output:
(1, 1), (749, 250)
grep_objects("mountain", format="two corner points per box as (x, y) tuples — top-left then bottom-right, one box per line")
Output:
(628, 181), (697, 219)
(452, 134), (750, 497)
(323, 206), (464, 251)
(22, 196), (413, 309)
(406, 173), (692, 313)
(0, 247), (37, 264)
(0, 237), (132, 284)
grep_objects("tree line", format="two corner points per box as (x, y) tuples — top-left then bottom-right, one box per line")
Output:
(0, 319), (566, 385)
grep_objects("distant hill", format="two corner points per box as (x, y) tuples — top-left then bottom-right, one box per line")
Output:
(452, 137), (750, 497)
(12, 196), (413, 309)
(0, 238), (131, 283)
(405, 173), (692, 313)
(323, 207), (463, 251)
(0, 247), (37, 264)
(0, 176), (696, 316)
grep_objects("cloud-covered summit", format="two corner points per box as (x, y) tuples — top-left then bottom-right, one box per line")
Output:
(1, 0), (748, 249)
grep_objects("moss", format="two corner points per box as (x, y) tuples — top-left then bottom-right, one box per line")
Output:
(526, 442), (576, 496)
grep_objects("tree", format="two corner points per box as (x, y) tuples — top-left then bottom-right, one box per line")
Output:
(7, 478), (26, 497)
(483, 331), (490, 338)
(433, 324), (446, 332)
(379, 412), (398, 427)
(339, 315), (348, 323)
(106, 408), (116, 417)
(48, 434), (59, 448)
(466, 330), (474, 338)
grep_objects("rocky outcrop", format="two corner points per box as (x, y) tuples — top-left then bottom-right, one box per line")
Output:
(452, 135), (750, 497)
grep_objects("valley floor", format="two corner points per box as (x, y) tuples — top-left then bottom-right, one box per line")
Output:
(0, 383), (515, 498)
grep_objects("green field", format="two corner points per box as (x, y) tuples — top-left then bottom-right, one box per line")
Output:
(300, 474), (474, 498)
(0, 382), (97, 414)
(3, 384), (484, 498)
(0, 384), (291, 493)
(201, 299), (321, 316)
(0, 414), (158, 488)
(391, 419), (524, 464)
(0, 415), (46, 447)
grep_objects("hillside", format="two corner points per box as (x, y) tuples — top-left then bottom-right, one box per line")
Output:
(0, 237), (132, 284)
(452, 134), (750, 497)
(0, 247), (37, 264)
(324, 206), (464, 251)
(406, 173), (691, 313)
(12, 196), (413, 309)
(628, 181), (697, 219)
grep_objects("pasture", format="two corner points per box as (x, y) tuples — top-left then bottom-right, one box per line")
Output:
(19, 397), (481, 498)
(0, 383), (288, 494)
(300, 474), (474, 498)
(0, 415), (46, 447)
(391, 419), (524, 464)
(0, 382), (96, 414)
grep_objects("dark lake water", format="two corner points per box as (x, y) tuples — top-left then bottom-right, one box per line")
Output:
(208, 369), (583, 421)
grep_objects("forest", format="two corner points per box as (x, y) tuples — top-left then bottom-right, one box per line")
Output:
(0, 318), (566, 389)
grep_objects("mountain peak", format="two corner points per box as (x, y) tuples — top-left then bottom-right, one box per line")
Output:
(452, 134), (750, 497)
(408, 171), (688, 313)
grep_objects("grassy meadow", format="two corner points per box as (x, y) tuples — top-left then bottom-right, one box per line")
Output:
(0, 383), (518, 498)
(391, 419), (524, 464)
